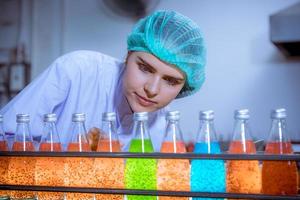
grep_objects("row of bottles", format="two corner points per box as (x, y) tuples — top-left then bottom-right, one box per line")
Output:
(0, 109), (299, 200)
(0, 113), (124, 200)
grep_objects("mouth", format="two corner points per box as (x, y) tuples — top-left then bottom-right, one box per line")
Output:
(134, 92), (157, 107)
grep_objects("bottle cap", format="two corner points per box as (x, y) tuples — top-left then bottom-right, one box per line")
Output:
(234, 109), (250, 120)
(44, 113), (57, 122)
(199, 110), (214, 120)
(133, 112), (148, 121)
(72, 113), (86, 122)
(271, 108), (287, 119)
(16, 114), (30, 123)
(166, 111), (180, 121)
(102, 112), (116, 121)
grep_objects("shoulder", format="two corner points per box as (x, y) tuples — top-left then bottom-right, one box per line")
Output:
(53, 50), (124, 77)
(58, 50), (120, 64)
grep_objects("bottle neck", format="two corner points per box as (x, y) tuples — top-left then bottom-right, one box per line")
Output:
(268, 118), (289, 143)
(42, 121), (60, 144)
(165, 120), (182, 140)
(232, 119), (251, 141)
(70, 121), (87, 143)
(133, 120), (149, 139)
(15, 122), (32, 143)
(132, 120), (150, 153)
(0, 122), (5, 141)
(102, 121), (117, 139)
(102, 120), (117, 152)
(163, 119), (183, 153)
(197, 119), (217, 143)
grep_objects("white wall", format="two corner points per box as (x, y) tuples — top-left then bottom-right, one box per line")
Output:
(29, 0), (300, 142)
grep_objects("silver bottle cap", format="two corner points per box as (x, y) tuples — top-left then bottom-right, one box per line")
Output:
(16, 114), (30, 123)
(72, 113), (86, 122)
(44, 113), (57, 122)
(234, 109), (250, 120)
(102, 112), (116, 121)
(133, 112), (148, 121)
(0, 114), (3, 122)
(199, 110), (214, 120)
(271, 108), (287, 119)
(166, 111), (180, 121)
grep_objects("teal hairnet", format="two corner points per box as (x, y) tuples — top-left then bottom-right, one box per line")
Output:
(127, 10), (206, 98)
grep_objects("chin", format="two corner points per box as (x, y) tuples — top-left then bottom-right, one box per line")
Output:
(130, 103), (157, 113)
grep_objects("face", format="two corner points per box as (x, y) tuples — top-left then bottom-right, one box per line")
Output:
(123, 51), (185, 113)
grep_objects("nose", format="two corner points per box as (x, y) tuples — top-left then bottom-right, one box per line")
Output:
(144, 76), (160, 98)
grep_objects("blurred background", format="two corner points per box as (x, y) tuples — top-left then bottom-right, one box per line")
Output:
(0, 0), (300, 144)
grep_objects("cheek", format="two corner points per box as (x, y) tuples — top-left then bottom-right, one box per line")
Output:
(123, 66), (147, 91)
(159, 85), (182, 104)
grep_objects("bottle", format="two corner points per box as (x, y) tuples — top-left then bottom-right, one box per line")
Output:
(13, 114), (34, 151)
(39, 113), (62, 151)
(7, 114), (35, 199)
(67, 113), (90, 151)
(95, 112), (124, 200)
(226, 109), (261, 197)
(97, 112), (121, 152)
(36, 114), (64, 200)
(191, 110), (225, 200)
(65, 113), (95, 200)
(262, 108), (298, 195)
(125, 112), (157, 200)
(0, 115), (8, 151)
(157, 111), (190, 200)
(0, 115), (9, 198)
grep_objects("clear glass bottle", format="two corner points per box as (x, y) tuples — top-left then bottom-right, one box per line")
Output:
(39, 113), (62, 151)
(130, 112), (153, 152)
(161, 111), (186, 153)
(230, 109), (254, 153)
(191, 110), (225, 200)
(8, 114), (35, 199)
(13, 114), (34, 151)
(195, 110), (220, 153)
(125, 112), (156, 200)
(65, 113), (94, 200)
(67, 113), (90, 152)
(158, 111), (190, 200)
(226, 109), (261, 197)
(262, 108), (298, 195)
(97, 112), (121, 152)
(95, 112), (124, 200)
(36, 114), (64, 200)
(0, 114), (8, 151)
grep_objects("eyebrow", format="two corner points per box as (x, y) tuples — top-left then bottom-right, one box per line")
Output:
(138, 57), (156, 72)
(138, 56), (185, 81)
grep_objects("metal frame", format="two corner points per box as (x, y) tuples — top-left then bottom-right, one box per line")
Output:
(0, 151), (299, 199)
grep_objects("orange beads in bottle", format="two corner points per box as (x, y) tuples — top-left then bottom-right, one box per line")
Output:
(94, 112), (124, 200)
(262, 108), (298, 195)
(157, 111), (190, 200)
(226, 109), (261, 198)
(0, 114), (9, 198)
(7, 114), (36, 199)
(65, 113), (95, 200)
(35, 113), (64, 200)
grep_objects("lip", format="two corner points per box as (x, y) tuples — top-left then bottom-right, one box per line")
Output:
(134, 93), (157, 107)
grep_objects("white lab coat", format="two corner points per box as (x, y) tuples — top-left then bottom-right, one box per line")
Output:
(0, 50), (167, 151)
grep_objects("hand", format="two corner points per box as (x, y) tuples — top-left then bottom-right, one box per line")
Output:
(87, 127), (105, 151)
(186, 141), (195, 153)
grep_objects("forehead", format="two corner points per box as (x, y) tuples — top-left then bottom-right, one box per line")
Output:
(130, 51), (185, 79)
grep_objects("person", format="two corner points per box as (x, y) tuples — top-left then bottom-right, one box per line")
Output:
(0, 10), (206, 151)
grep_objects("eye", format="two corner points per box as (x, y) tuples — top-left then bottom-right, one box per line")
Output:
(164, 77), (181, 86)
(138, 63), (153, 73)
